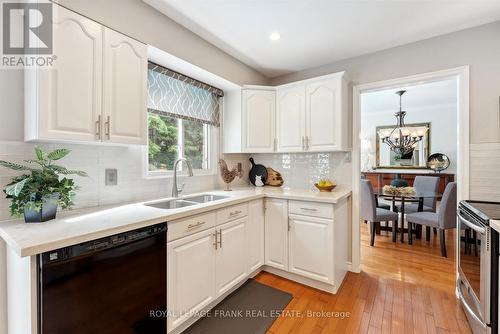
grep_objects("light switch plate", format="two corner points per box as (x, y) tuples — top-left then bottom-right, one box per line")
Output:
(105, 168), (118, 186)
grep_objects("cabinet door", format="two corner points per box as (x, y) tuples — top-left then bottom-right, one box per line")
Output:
(276, 85), (306, 152)
(246, 200), (265, 272)
(289, 214), (333, 284)
(264, 199), (289, 270)
(103, 28), (148, 145)
(216, 218), (248, 296)
(35, 6), (103, 142)
(167, 228), (217, 331)
(305, 78), (341, 151)
(242, 89), (276, 152)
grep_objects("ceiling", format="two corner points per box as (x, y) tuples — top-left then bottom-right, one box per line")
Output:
(361, 78), (458, 114)
(144, 0), (500, 78)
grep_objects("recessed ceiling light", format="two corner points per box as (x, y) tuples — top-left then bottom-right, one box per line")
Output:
(269, 32), (281, 41)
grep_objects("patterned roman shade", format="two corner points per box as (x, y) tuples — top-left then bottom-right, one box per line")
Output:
(147, 62), (223, 126)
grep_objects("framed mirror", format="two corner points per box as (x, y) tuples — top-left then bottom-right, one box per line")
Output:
(375, 122), (430, 169)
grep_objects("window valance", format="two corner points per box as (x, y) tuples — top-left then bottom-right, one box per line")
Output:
(147, 62), (223, 126)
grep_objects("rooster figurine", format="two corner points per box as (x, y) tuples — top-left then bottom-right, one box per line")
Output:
(219, 159), (243, 191)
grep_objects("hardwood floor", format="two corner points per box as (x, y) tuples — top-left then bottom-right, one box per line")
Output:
(255, 222), (471, 333)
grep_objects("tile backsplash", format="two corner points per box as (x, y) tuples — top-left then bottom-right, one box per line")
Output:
(0, 139), (352, 222)
(0, 141), (219, 222)
(249, 152), (352, 190)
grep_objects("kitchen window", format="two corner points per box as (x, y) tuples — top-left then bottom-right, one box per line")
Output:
(146, 62), (223, 175)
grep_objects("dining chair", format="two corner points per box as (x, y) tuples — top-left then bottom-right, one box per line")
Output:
(406, 182), (457, 257)
(395, 176), (440, 213)
(360, 180), (399, 246)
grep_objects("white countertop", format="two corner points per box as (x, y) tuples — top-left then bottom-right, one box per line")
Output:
(0, 186), (351, 257)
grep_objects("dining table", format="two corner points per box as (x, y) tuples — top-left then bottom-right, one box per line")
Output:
(374, 188), (442, 244)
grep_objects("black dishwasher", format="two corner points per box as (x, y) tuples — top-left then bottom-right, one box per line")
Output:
(38, 223), (167, 334)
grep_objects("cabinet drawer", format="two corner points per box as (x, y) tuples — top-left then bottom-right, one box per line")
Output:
(217, 203), (248, 224)
(289, 200), (333, 219)
(168, 212), (216, 242)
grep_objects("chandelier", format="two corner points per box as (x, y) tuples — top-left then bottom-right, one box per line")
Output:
(379, 90), (427, 155)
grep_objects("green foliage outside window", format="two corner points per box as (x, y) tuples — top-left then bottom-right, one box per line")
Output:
(148, 113), (208, 172)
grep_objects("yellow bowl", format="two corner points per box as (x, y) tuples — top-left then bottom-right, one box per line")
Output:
(315, 183), (336, 192)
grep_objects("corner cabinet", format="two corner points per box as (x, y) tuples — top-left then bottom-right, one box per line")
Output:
(305, 76), (349, 151)
(264, 198), (289, 270)
(276, 85), (306, 152)
(25, 4), (147, 145)
(247, 199), (265, 272)
(223, 73), (350, 153)
(242, 89), (276, 153)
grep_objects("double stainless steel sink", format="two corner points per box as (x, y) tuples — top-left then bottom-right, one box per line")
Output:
(145, 193), (229, 210)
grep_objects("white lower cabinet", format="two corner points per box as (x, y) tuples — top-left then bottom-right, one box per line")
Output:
(167, 228), (217, 331)
(264, 199), (289, 270)
(167, 201), (259, 333)
(215, 218), (248, 296)
(247, 199), (265, 272)
(166, 197), (347, 333)
(288, 214), (333, 284)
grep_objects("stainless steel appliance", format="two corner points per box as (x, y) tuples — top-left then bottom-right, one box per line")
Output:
(38, 223), (167, 333)
(458, 201), (499, 334)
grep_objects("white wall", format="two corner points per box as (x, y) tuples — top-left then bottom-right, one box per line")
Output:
(271, 20), (500, 145)
(361, 103), (458, 173)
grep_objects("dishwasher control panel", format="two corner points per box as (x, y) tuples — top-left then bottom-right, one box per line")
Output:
(40, 223), (167, 264)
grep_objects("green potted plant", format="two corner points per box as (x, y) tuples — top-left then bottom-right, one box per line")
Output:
(0, 146), (87, 223)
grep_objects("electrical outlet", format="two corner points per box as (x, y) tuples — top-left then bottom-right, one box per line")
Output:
(345, 152), (352, 163)
(105, 169), (118, 186)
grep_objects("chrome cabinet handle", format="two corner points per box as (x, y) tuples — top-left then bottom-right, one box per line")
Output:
(218, 230), (222, 248)
(306, 136), (310, 150)
(187, 221), (205, 230)
(302, 136), (305, 150)
(96, 115), (102, 139)
(229, 210), (242, 217)
(213, 231), (218, 250)
(274, 138), (277, 151)
(105, 116), (110, 140)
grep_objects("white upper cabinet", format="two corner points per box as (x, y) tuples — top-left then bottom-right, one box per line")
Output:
(25, 4), (147, 145)
(276, 85), (306, 152)
(305, 76), (348, 151)
(242, 89), (276, 152)
(223, 73), (349, 153)
(103, 28), (147, 145)
(25, 6), (103, 142)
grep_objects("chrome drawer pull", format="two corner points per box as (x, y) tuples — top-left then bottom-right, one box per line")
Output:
(187, 221), (205, 230)
(218, 230), (222, 248)
(229, 210), (242, 217)
(301, 207), (318, 212)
